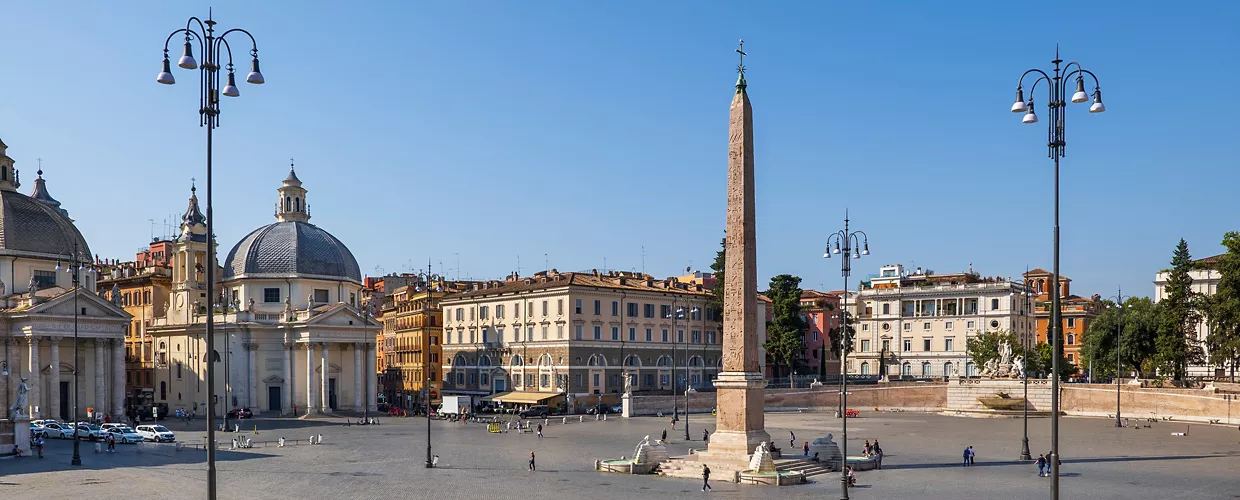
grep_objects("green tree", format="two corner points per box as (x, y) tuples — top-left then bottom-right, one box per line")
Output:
(708, 237), (725, 314)
(965, 330), (1019, 370)
(827, 309), (855, 360)
(1031, 342), (1075, 379)
(762, 274), (807, 380)
(1157, 239), (1205, 380)
(1205, 232), (1240, 382)
(1080, 297), (1159, 378)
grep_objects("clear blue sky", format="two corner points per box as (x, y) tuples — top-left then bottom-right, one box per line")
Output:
(1, 1), (1236, 298)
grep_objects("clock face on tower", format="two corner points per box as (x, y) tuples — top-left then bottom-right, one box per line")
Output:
(177, 294), (186, 308)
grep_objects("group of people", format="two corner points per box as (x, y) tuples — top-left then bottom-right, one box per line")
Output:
(863, 439), (884, 468)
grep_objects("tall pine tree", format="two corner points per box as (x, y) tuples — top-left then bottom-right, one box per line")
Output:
(762, 274), (808, 380)
(1206, 232), (1240, 382)
(1157, 239), (1204, 380)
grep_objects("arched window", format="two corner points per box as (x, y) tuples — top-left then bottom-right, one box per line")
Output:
(656, 355), (672, 367)
(285, 196), (290, 211)
(454, 354), (467, 366)
(688, 356), (703, 367)
(966, 362), (976, 377)
(212, 350), (221, 362)
(478, 355), (491, 367)
(588, 354), (606, 367)
(901, 362), (911, 376)
(295, 197), (301, 212)
(574, 356), (581, 365)
(944, 362), (954, 377)
(1, 166), (7, 181)
(860, 362), (870, 375)
(1066, 333), (1076, 345)
(623, 355), (641, 367)
(921, 362), (931, 377)
(510, 354), (523, 367)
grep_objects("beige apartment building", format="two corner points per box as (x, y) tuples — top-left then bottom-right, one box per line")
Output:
(853, 264), (1037, 379)
(440, 270), (749, 411)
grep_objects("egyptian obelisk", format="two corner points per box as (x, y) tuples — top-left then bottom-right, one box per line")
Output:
(703, 40), (770, 459)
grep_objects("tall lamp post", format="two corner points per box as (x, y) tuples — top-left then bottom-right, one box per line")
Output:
(823, 213), (869, 500)
(666, 300), (684, 422)
(1019, 279), (1034, 461)
(58, 243), (94, 466)
(425, 370), (434, 468)
(1107, 287), (1125, 427)
(685, 306), (699, 441)
(157, 12), (265, 500)
(1010, 48), (1105, 499)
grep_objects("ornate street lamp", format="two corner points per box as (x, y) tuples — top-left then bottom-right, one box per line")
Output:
(1010, 47), (1105, 500)
(1106, 288), (1126, 427)
(156, 11), (265, 500)
(57, 243), (94, 466)
(823, 212), (869, 500)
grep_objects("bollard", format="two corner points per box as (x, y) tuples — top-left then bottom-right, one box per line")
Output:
(579, 415), (584, 423)
(603, 413), (607, 421)
(544, 418), (549, 427)
(562, 417), (567, 425)
(596, 414), (600, 421)
(254, 425), (258, 435)
(234, 424), (240, 433)
(278, 437), (286, 448)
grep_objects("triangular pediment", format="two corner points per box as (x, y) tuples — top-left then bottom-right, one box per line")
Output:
(27, 287), (131, 319)
(303, 303), (376, 327)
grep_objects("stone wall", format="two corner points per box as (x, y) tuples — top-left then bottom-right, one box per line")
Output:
(627, 383), (947, 416)
(1062, 384), (1238, 424)
(946, 379), (1052, 412)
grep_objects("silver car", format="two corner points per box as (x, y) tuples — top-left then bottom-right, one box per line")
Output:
(105, 426), (144, 444)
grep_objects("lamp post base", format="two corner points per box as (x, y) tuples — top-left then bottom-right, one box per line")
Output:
(1019, 437), (1032, 461)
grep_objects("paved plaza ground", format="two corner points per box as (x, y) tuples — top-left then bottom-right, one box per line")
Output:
(2, 410), (1239, 499)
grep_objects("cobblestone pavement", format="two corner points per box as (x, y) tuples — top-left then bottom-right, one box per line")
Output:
(3, 411), (1239, 499)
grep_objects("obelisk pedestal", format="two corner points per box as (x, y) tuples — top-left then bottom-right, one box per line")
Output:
(698, 48), (770, 463)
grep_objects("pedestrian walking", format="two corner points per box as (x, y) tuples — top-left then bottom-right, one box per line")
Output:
(537, 423), (543, 439)
(528, 451), (536, 472)
(661, 429), (668, 442)
(790, 430), (796, 447)
(872, 440), (883, 469)
(803, 441), (810, 457)
(863, 440), (871, 456)
(968, 446), (975, 465)
(702, 429), (709, 443)
(34, 436), (44, 458)
(962, 447), (970, 466)
(671, 416), (677, 430)
(702, 464), (712, 491)
(106, 433), (116, 452)
(1036, 454), (1047, 477)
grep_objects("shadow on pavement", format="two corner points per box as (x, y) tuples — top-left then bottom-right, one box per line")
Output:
(883, 453), (1233, 470)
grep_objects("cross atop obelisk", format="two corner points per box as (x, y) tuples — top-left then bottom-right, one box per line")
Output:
(702, 39), (770, 460)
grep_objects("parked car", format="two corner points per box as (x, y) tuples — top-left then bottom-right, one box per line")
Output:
(519, 405), (551, 419)
(585, 404), (616, 415)
(135, 425), (176, 443)
(29, 422), (46, 438)
(100, 423), (127, 431)
(74, 423), (107, 441)
(226, 408), (254, 419)
(31, 419), (59, 427)
(105, 426), (144, 444)
(39, 422), (72, 439)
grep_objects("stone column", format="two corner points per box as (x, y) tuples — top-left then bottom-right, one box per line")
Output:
(283, 342), (293, 415)
(353, 343), (363, 410)
(48, 337), (61, 420)
(246, 343), (259, 409)
(26, 337), (41, 419)
(305, 343), (317, 413)
(2, 338), (12, 420)
(113, 339), (126, 419)
(93, 340), (106, 419)
(703, 68), (770, 460)
(366, 343), (378, 411)
(319, 342), (330, 413)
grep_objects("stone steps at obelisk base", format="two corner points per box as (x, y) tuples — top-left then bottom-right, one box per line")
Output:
(657, 454), (836, 482)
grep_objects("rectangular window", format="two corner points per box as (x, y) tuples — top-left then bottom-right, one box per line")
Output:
(644, 373), (654, 388)
(542, 300), (548, 316)
(557, 299), (563, 315)
(861, 340), (871, 352)
(691, 308), (702, 321)
(677, 329), (684, 343)
(882, 303), (890, 315)
(661, 305), (671, 318)
(479, 306), (488, 320)
(967, 320), (976, 329)
(644, 304), (655, 318)
(513, 374), (521, 387)
(660, 374), (670, 387)
(903, 339), (912, 351)
(313, 289), (329, 303)
(629, 328), (636, 341)
(263, 288), (281, 303)
(592, 373), (600, 386)
(862, 324), (869, 331)
(594, 300), (601, 315)
(496, 328), (504, 344)
(628, 303), (638, 317)
(575, 374), (583, 388)
(991, 298), (1000, 311)
(556, 325), (564, 339)
(540, 374), (549, 387)
(541, 325), (548, 340)
(481, 373), (489, 385)
(881, 340), (890, 351)
(470, 307), (475, 320)
(576, 324), (584, 340)
(611, 326), (619, 340)
(945, 338), (955, 351)
(945, 321), (954, 330)
(32, 270), (57, 289)
(594, 326), (602, 340)
(575, 299), (582, 314)
(468, 373), (477, 385)
(612, 301), (619, 316)
(1067, 317), (1076, 328)
(923, 339), (932, 351)
(691, 330), (700, 344)
(497, 304), (504, 318)
(923, 322), (931, 330)
(527, 303), (534, 316)
(707, 331), (716, 344)
(965, 299), (978, 315)
(645, 328), (652, 342)
(527, 326), (535, 341)
(903, 323), (911, 331)
(662, 329), (669, 342)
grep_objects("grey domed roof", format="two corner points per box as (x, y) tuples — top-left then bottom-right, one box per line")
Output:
(0, 188), (90, 259)
(222, 221), (360, 283)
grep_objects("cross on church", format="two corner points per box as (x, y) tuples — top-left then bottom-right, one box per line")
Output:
(290, 158), (295, 169)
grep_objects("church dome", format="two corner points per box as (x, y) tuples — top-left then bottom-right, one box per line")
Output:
(0, 182), (90, 260)
(222, 221), (361, 283)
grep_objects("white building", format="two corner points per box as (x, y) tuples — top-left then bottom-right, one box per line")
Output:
(0, 137), (130, 425)
(1153, 255), (1232, 378)
(149, 168), (377, 417)
(853, 264), (1036, 379)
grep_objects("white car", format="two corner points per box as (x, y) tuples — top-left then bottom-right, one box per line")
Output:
(105, 426), (144, 444)
(39, 422), (73, 439)
(135, 425), (176, 443)
(74, 423), (107, 441)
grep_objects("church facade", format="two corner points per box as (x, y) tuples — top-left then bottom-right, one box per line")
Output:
(148, 168), (377, 417)
(0, 137), (130, 426)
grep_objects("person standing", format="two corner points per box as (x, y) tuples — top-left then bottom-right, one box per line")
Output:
(702, 464), (712, 492)
(106, 432), (116, 453)
(803, 441), (810, 457)
(528, 450), (536, 472)
(863, 440), (871, 456)
(1036, 454), (1047, 477)
(962, 447), (970, 466)
(872, 440), (883, 469)
(671, 416), (676, 430)
(790, 430), (796, 447)
(968, 446), (975, 465)
(661, 429), (668, 442)
(702, 429), (709, 443)
(537, 423), (543, 439)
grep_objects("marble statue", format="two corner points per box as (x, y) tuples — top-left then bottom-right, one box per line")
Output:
(284, 296), (294, 321)
(624, 375), (633, 396)
(979, 358), (999, 378)
(747, 441), (777, 472)
(111, 283), (122, 306)
(307, 293), (315, 307)
(1011, 355), (1025, 378)
(0, 277), (7, 295)
(248, 297), (256, 313)
(808, 433), (843, 470)
(998, 340), (1014, 366)
(9, 377), (30, 417)
(631, 435), (669, 465)
(28, 275), (38, 296)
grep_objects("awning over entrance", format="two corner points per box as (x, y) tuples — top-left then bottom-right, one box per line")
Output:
(481, 391), (561, 404)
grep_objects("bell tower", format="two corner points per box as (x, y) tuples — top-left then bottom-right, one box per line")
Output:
(0, 137), (19, 192)
(275, 160), (309, 223)
(169, 182), (211, 323)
